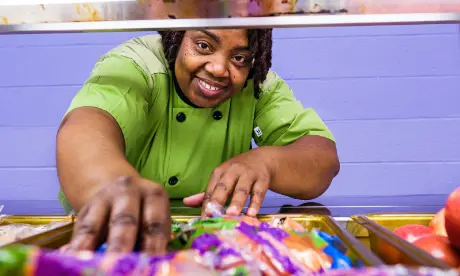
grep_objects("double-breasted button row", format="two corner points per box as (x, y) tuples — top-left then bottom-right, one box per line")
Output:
(176, 111), (223, 122)
(170, 110), (223, 187)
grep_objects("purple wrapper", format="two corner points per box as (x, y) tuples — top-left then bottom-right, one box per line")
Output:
(111, 254), (145, 275)
(236, 221), (302, 274)
(217, 247), (240, 258)
(259, 222), (289, 240)
(35, 251), (103, 276)
(190, 231), (247, 270)
(191, 233), (222, 254)
(34, 249), (180, 276)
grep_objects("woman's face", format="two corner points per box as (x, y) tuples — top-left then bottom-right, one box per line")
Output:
(174, 29), (252, 108)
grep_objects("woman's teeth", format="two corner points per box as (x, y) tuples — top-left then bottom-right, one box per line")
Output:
(199, 79), (220, 91)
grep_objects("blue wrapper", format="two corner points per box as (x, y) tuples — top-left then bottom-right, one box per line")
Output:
(317, 231), (347, 254)
(323, 245), (353, 269)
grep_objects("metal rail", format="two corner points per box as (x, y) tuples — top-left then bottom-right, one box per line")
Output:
(1, 13), (460, 34)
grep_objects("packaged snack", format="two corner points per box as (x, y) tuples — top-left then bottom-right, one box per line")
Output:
(33, 249), (218, 276)
(0, 222), (71, 247)
(0, 212), (360, 276)
(168, 216), (353, 275)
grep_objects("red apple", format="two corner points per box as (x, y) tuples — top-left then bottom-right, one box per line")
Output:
(430, 208), (448, 237)
(445, 187), (460, 249)
(393, 224), (433, 243)
(376, 239), (403, 264)
(412, 234), (460, 267)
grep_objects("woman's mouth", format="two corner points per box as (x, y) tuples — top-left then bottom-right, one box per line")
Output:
(196, 77), (227, 98)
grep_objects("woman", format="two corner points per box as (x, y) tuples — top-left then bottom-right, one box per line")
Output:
(56, 29), (339, 255)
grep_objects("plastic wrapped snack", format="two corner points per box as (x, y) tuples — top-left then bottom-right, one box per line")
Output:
(2, 245), (459, 276)
(167, 215), (353, 275)
(0, 206), (359, 275)
(70, 202), (354, 275)
(0, 221), (71, 247)
(0, 245), (217, 276)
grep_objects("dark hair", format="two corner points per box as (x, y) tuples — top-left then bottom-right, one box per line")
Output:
(160, 29), (272, 98)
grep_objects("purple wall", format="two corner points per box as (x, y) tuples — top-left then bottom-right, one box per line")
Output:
(1, 24), (460, 201)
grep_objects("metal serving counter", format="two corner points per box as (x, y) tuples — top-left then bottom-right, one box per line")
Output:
(0, 194), (448, 218)
(1, 195), (453, 270)
(1, 1), (460, 34)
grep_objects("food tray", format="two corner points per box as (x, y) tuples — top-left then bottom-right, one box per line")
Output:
(0, 215), (75, 249)
(347, 213), (452, 269)
(5, 214), (384, 267)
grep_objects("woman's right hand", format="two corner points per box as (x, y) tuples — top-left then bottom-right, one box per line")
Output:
(66, 176), (171, 255)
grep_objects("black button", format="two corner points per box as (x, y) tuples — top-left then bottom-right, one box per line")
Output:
(168, 176), (178, 186)
(213, 111), (223, 120)
(176, 112), (186, 122)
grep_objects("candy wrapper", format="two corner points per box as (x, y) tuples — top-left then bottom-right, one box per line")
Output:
(168, 215), (353, 275)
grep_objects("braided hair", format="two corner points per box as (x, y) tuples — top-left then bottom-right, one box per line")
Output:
(160, 29), (272, 99)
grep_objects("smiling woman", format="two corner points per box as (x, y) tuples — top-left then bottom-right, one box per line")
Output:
(55, 28), (340, 254)
(161, 29), (272, 107)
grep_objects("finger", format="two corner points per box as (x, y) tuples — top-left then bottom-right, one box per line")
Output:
(206, 172), (239, 217)
(226, 176), (253, 216)
(183, 193), (205, 208)
(69, 199), (109, 251)
(201, 168), (224, 217)
(141, 185), (171, 255)
(106, 178), (141, 253)
(247, 180), (268, 217)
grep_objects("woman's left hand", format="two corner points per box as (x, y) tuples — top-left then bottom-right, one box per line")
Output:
(183, 147), (276, 217)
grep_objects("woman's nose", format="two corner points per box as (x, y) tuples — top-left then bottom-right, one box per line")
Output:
(205, 56), (230, 78)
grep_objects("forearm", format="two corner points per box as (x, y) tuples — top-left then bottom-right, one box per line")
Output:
(267, 135), (340, 200)
(56, 107), (140, 212)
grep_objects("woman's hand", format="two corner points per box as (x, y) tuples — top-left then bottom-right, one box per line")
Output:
(67, 176), (171, 255)
(184, 147), (277, 217)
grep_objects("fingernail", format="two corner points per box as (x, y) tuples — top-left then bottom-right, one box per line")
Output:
(226, 205), (238, 215)
(248, 208), (257, 217)
(206, 202), (224, 217)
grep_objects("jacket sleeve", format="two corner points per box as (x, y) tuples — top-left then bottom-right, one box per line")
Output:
(253, 71), (335, 147)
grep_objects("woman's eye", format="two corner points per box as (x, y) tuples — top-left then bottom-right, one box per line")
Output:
(233, 55), (247, 64)
(197, 42), (209, 50)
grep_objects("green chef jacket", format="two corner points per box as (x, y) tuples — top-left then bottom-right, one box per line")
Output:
(58, 34), (334, 213)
